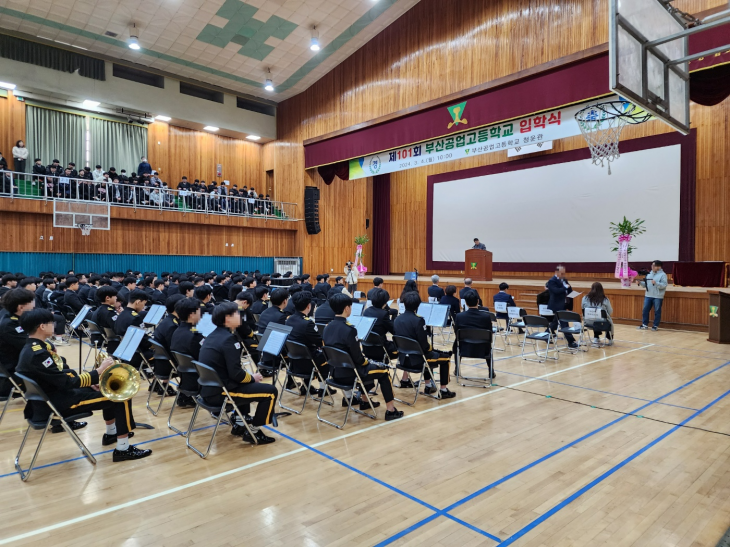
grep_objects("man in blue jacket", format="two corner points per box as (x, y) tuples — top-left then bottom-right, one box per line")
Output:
(137, 156), (152, 176)
(546, 265), (577, 348)
(637, 260), (668, 331)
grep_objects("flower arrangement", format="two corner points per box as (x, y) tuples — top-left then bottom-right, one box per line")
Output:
(610, 217), (645, 287)
(354, 234), (369, 276)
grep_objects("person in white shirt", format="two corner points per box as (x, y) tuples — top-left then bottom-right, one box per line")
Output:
(12, 140), (28, 176)
(92, 165), (105, 183)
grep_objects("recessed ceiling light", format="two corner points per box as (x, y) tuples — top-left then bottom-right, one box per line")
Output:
(203, 126), (219, 132)
(0, 81), (16, 90)
(155, 115), (171, 121)
(310, 26), (320, 51)
(246, 135), (261, 141)
(83, 100), (100, 108)
(264, 68), (274, 92)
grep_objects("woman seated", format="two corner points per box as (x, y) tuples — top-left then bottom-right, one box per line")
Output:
(440, 285), (461, 325)
(581, 282), (614, 345)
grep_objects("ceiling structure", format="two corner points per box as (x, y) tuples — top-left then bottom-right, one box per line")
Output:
(0, 0), (421, 102)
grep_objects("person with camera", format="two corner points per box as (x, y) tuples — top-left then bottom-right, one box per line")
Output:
(345, 261), (358, 295)
(637, 260), (668, 331)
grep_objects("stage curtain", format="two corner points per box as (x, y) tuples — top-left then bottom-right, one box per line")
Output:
(89, 117), (148, 174)
(690, 64), (730, 106)
(372, 173), (391, 275)
(317, 161), (349, 185)
(672, 261), (726, 287)
(26, 106), (85, 168)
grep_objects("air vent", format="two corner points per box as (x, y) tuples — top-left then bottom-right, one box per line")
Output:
(237, 97), (275, 117)
(113, 63), (164, 88)
(104, 30), (118, 38)
(179, 81), (224, 104)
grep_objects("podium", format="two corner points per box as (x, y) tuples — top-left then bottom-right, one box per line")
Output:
(465, 249), (493, 281)
(708, 290), (730, 343)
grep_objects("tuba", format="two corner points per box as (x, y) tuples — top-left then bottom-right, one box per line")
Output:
(95, 351), (141, 402)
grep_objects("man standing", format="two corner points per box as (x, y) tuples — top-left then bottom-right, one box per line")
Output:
(637, 260), (668, 331)
(472, 238), (486, 250)
(546, 265), (578, 348)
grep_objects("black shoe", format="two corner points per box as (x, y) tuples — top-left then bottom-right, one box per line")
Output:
(568, 342), (579, 349)
(112, 445), (153, 462)
(230, 424), (249, 436)
(153, 384), (165, 395)
(424, 385), (437, 395)
(241, 429), (276, 445)
(360, 400), (380, 410)
(177, 394), (196, 408)
(165, 385), (177, 396)
(102, 431), (135, 446)
(51, 420), (87, 434)
(317, 387), (337, 397)
(286, 377), (298, 390)
(385, 408), (404, 421)
(439, 388), (456, 399)
(342, 396), (362, 407)
(398, 378), (414, 389)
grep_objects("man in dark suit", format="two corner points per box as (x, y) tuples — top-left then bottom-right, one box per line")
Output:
(546, 265), (577, 348)
(453, 289), (494, 378)
(472, 238), (487, 250)
(459, 279), (483, 307)
(427, 275), (445, 301)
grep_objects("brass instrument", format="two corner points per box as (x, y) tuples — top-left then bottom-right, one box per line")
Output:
(95, 351), (141, 402)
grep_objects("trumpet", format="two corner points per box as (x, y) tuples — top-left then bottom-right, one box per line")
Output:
(95, 351), (141, 402)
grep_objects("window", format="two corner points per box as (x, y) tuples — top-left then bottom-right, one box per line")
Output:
(237, 97), (276, 117)
(112, 64), (165, 89)
(179, 82), (224, 104)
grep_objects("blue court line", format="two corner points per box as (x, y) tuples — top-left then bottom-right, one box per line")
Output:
(496, 386), (730, 546)
(265, 427), (504, 544)
(373, 359), (730, 545)
(0, 424), (216, 479)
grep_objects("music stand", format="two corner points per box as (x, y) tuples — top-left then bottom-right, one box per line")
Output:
(351, 302), (364, 316)
(347, 316), (376, 341)
(426, 305), (449, 328)
(417, 302), (433, 322)
(71, 305), (92, 373)
(259, 323), (292, 357)
(196, 313), (216, 337)
(142, 304), (166, 327)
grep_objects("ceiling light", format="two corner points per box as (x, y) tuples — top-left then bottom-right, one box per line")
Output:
(0, 81), (16, 90)
(155, 115), (171, 122)
(310, 26), (320, 51)
(203, 126), (219, 132)
(128, 23), (141, 50)
(264, 69), (274, 92)
(246, 135), (261, 141)
(82, 99), (100, 108)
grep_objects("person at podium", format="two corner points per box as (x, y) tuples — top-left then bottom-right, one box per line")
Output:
(472, 238), (486, 250)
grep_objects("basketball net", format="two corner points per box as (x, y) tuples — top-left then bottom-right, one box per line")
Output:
(575, 101), (652, 175)
(78, 224), (92, 236)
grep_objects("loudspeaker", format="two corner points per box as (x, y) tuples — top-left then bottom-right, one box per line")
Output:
(304, 186), (321, 235)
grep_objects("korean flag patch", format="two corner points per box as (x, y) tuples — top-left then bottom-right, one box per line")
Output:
(314, 325), (318, 332)
(423, 325), (428, 331)
(42, 357), (54, 368)
(15, 326), (24, 333)
(234, 342), (241, 349)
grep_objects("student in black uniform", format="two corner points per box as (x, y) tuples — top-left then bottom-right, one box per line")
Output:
(313, 274), (331, 299)
(152, 293), (185, 396)
(300, 274), (313, 293)
(0, 289), (35, 397)
(314, 294), (336, 325)
(453, 289), (495, 379)
(63, 276), (85, 314)
(394, 291), (456, 399)
(89, 285), (118, 351)
(114, 289), (151, 370)
(16, 308), (152, 461)
(199, 303), (278, 445)
(323, 292), (404, 420)
(367, 277), (384, 302)
(257, 288), (288, 333)
(285, 291), (333, 397)
(179, 281), (195, 298)
(362, 288), (398, 362)
(116, 276), (137, 306)
(169, 298), (204, 408)
(233, 292), (261, 361)
(194, 285), (215, 314)
(250, 286), (270, 315)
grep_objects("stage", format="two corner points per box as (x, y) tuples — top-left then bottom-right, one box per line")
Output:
(353, 275), (719, 332)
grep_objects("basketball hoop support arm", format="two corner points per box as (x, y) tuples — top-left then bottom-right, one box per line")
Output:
(646, 15), (730, 47)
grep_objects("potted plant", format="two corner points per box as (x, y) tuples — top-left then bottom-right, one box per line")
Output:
(610, 217), (645, 287)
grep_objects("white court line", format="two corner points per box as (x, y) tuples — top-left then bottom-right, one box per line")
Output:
(0, 344), (652, 545)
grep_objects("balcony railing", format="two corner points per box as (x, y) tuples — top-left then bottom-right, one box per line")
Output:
(0, 170), (299, 221)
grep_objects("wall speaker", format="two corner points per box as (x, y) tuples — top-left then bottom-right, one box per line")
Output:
(304, 186), (321, 235)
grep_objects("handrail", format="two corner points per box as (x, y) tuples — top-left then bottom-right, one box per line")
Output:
(0, 170), (300, 221)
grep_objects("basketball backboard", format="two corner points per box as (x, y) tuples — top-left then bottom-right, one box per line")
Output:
(609, 0), (690, 134)
(53, 201), (110, 231)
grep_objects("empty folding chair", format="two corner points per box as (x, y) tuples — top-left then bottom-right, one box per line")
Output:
(521, 315), (558, 363)
(279, 341), (334, 415)
(168, 352), (199, 436)
(317, 347), (378, 429)
(485, 311), (507, 352)
(14, 373), (95, 481)
(146, 339), (179, 416)
(455, 328), (493, 388)
(0, 362), (24, 427)
(186, 361), (257, 458)
(391, 335), (442, 406)
(555, 311), (588, 354)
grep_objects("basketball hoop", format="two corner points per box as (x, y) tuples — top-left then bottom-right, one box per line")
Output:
(77, 223), (92, 236)
(575, 101), (652, 175)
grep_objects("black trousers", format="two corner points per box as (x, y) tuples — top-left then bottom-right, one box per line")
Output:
(424, 350), (451, 385)
(224, 382), (278, 426)
(549, 317), (575, 344)
(65, 388), (135, 435)
(363, 339), (398, 362)
(0, 361), (16, 397)
(289, 350), (330, 385)
(333, 362), (394, 403)
(179, 372), (199, 394)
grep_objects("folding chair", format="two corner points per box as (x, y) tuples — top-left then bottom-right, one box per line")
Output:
(0, 362), (24, 427)
(279, 341), (334, 415)
(361, 331), (391, 364)
(584, 308), (613, 347)
(168, 352), (199, 436)
(14, 373), (95, 481)
(505, 307), (527, 346)
(317, 347), (378, 429)
(186, 361), (257, 458)
(555, 311), (588, 354)
(455, 328), (493, 388)
(84, 320), (105, 369)
(484, 311), (507, 352)
(521, 315), (558, 363)
(146, 339), (178, 416)
(391, 335), (442, 405)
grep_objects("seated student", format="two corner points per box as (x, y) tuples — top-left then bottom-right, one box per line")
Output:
(0, 288), (36, 398)
(440, 285), (461, 324)
(16, 308), (152, 460)
(116, 276), (137, 306)
(362, 288), (398, 363)
(323, 292), (404, 420)
(251, 286), (270, 315)
(283, 284), (302, 318)
(453, 289), (495, 379)
(314, 293), (336, 325)
(257, 288), (288, 333)
(91, 286), (120, 351)
(199, 303), (278, 445)
(150, 280), (167, 305)
(179, 281), (195, 298)
(285, 291), (333, 397)
(63, 276), (85, 315)
(114, 289), (151, 370)
(169, 298), (204, 409)
(212, 275), (229, 302)
(330, 276), (347, 295)
(493, 282), (523, 333)
(0, 274), (18, 299)
(394, 291), (455, 399)
(428, 275), (445, 301)
(367, 277), (385, 302)
(581, 282), (614, 346)
(313, 274), (331, 299)
(194, 285), (215, 314)
(234, 291), (261, 364)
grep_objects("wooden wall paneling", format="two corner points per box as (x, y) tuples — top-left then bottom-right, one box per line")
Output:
(0, 91), (26, 171)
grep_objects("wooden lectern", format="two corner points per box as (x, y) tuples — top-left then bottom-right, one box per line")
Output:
(465, 249), (493, 281)
(708, 290), (730, 344)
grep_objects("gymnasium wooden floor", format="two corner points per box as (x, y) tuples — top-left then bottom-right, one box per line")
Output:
(2, 325), (730, 546)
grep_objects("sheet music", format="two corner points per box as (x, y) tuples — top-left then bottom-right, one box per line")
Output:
(348, 316), (376, 340)
(426, 305), (449, 327)
(417, 302), (433, 322)
(113, 327), (146, 362)
(351, 302), (364, 316)
(70, 305), (92, 329)
(143, 304), (166, 326)
(197, 313), (216, 337)
(461, 299), (467, 311)
(262, 329), (288, 355)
